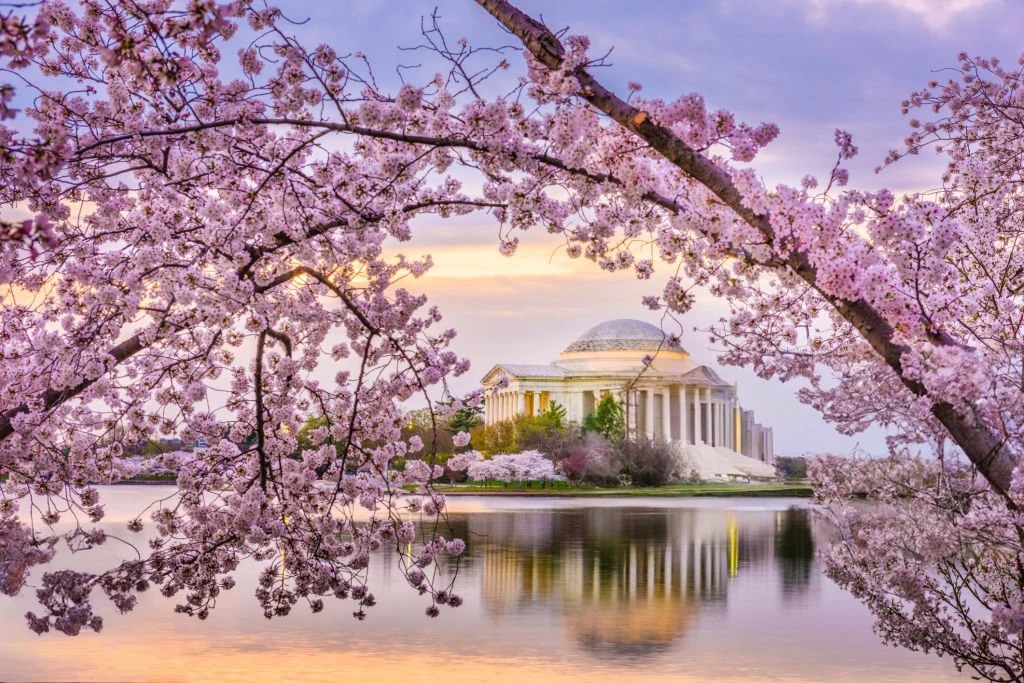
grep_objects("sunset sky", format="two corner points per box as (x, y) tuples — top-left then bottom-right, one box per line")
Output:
(280, 0), (1023, 456)
(14, 1), (1017, 456)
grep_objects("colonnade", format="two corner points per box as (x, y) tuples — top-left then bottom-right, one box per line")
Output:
(485, 383), (742, 451)
(628, 384), (739, 449)
(486, 389), (527, 423)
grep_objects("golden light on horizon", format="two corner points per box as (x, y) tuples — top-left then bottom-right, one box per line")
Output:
(7, 631), (717, 683)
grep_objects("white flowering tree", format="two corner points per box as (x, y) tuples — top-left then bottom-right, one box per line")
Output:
(465, 450), (561, 485)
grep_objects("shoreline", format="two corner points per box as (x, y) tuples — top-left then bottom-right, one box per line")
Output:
(435, 484), (812, 498)
(111, 479), (812, 498)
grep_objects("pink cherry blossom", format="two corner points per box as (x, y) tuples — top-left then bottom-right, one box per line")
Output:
(0, 2), (1020, 674)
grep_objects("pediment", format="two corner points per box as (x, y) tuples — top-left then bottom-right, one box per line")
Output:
(480, 364), (512, 386)
(680, 365), (729, 386)
(481, 363), (567, 385)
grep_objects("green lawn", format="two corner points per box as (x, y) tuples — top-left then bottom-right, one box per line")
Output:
(123, 472), (178, 483)
(434, 482), (812, 497)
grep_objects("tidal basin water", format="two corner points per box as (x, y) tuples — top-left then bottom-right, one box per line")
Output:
(0, 487), (968, 683)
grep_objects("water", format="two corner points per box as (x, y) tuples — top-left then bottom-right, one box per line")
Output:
(0, 487), (967, 682)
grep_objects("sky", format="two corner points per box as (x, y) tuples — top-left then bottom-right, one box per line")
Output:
(259, 0), (1024, 457)
(15, 1), (1020, 456)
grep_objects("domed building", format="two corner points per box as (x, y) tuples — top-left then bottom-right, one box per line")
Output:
(480, 319), (775, 478)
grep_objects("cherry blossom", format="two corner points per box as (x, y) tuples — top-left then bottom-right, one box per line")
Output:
(0, 1), (1020, 673)
(465, 450), (561, 484)
(473, 2), (1021, 676)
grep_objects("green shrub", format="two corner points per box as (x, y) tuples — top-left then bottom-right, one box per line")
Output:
(582, 394), (624, 443)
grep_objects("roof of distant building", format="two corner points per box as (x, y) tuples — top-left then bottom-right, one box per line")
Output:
(562, 319), (686, 354)
(494, 363), (568, 378)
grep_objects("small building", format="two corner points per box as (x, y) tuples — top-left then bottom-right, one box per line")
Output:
(480, 319), (774, 466)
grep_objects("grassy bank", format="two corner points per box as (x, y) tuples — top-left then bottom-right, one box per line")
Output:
(435, 482), (812, 497)
(121, 473), (178, 483)
(102, 474), (811, 497)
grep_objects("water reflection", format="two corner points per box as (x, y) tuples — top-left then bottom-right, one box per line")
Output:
(466, 506), (811, 658)
(0, 490), (968, 683)
(775, 507), (815, 598)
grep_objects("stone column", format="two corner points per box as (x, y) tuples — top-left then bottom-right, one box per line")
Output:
(725, 401), (732, 449)
(723, 403), (730, 448)
(731, 401), (737, 449)
(726, 404), (731, 447)
(678, 384), (688, 445)
(713, 399), (720, 447)
(713, 402), (719, 447)
(722, 403), (728, 447)
(710, 400), (716, 446)
(709, 400), (716, 446)
(645, 388), (655, 439)
(700, 393), (708, 446)
(694, 389), (701, 444)
(726, 404), (732, 447)
(517, 391), (525, 418)
(696, 388), (703, 444)
(703, 387), (712, 445)
(734, 403), (742, 454)
(661, 387), (672, 441)
(718, 402), (725, 447)
(712, 392), (719, 446)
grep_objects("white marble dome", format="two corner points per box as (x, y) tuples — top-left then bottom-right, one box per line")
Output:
(556, 319), (692, 374)
(563, 319), (687, 354)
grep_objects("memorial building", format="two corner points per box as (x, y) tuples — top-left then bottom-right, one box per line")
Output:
(480, 319), (775, 478)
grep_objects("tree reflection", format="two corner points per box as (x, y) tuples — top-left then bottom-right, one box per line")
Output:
(774, 507), (815, 598)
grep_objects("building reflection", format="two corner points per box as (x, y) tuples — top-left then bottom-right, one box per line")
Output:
(466, 506), (814, 657)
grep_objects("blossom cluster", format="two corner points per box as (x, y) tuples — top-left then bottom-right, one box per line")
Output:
(0, 1), (1021, 661)
(812, 455), (1024, 677)
(465, 450), (562, 483)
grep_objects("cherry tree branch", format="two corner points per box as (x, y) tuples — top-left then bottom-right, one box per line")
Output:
(476, 0), (1015, 496)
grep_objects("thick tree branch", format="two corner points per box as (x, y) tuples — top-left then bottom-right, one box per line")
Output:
(0, 333), (146, 441)
(476, 0), (1015, 495)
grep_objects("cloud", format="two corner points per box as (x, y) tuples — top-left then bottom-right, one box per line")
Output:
(802, 0), (997, 30)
